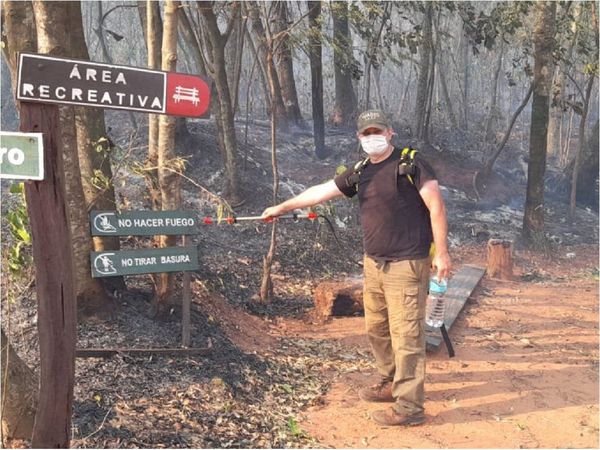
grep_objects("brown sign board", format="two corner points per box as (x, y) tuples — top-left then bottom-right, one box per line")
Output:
(16, 53), (211, 117)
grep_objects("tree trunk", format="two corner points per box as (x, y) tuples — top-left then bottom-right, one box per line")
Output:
(481, 83), (534, 178)
(230, 13), (246, 115)
(177, 6), (207, 76)
(67, 2), (123, 295)
(460, 24), (469, 130)
(523, 1), (557, 243)
(308, 1), (327, 158)
(146, 0), (162, 212)
(247, 1), (289, 130)
(272, 1), (304, 127)
(423, 25), (436, 144)
(570, 119), (599, 209)
(137, 0), (148, 43)
(362, 3), (390, 111)
(313, 280), (364, 321)
(415, 3), (434, 141)
(434, 21), (457, 129)
(569, 2), (597, 218)
(1, 329), (38, 441)
(484, 38), (505, 142)
(486, 239), (513, 280)
(243, 20), (270, 115)
(398, 65), (414, 119)
(94, 1), (138, 130)
(0, 5), (38, 439)
(32, 0), (110, 316)
(260, 7), (281, 302)
(373, 66), (385, 110)
(569, 76), (596, 219)
(0, 1), (37, 84)
(331, 0), (357, 126)
(2, 2), (75, 442)
(153, 0), (181, 314)
(197, 1), (242, 204)
(548, 4), (579, 159)
(560, 108), (575, 167)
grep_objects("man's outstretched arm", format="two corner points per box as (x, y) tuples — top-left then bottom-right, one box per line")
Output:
(261, 180), (344, 218)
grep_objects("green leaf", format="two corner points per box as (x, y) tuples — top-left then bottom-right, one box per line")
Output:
(279, 384), (293, 394)
(286, 417), (303, 437)
(9, 182), (24, 194)
(16, 228), (31, 244)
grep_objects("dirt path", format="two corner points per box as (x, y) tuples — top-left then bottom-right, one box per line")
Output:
(279, 267), (598, 448)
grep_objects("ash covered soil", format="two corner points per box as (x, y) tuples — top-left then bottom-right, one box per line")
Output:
(2, 113), (598, 448)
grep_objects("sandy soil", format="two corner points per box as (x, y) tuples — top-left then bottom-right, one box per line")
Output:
(278, 248), (600, 449)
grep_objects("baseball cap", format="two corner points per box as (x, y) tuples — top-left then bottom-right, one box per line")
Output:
(356, 109), (390, 133)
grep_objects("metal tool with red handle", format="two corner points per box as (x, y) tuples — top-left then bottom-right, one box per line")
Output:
(202, 212), (318, 225)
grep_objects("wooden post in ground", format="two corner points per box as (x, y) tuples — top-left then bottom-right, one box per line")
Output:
(182, 235), (191, 347)
(19, 103), (77, 448)
(487, 239), (514, 280)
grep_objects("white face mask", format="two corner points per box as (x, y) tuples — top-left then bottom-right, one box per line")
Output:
(360, 135), (389, 156)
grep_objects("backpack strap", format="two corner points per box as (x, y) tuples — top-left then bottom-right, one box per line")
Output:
(346, 147), (419, 192)
(346, 156), (370, 191)
(398, 147), (419, 185)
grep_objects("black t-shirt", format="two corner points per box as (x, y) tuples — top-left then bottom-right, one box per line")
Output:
(334, 147), (436, 261)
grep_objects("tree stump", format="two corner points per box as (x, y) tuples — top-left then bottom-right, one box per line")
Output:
(487, 239), (513, 280)
(313, 280), (364, 321)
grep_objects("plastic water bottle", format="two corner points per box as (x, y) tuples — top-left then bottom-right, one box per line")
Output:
(426, 276), (447, 328)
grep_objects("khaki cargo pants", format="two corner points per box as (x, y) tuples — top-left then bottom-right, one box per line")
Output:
(363, 255), (430, 415)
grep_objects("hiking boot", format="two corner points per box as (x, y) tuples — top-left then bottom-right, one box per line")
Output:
(358, 379), (394, 403)
(371, 407), (425, 426)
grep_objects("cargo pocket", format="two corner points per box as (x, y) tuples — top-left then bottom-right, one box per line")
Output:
(403, 287), (423, 320)
(399, 319), (422, 338)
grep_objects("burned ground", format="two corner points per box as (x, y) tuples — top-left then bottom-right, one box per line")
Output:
(1, 113), (598, 448)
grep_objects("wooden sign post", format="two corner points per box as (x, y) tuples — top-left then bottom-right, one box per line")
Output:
(14, 52), (212, 446)
(89, 209), (201, 348)
(18, 103), (77, 448)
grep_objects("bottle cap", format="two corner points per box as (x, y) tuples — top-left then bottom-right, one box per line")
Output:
(429, 278), (447, 294)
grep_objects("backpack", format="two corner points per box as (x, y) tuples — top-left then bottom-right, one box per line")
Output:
(346, 147), (419, 192)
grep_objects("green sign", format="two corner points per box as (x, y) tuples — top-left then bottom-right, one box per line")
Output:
(0, 131), (43, 180)
(90, 210), (199, 236)
(90, 246), (199, 278)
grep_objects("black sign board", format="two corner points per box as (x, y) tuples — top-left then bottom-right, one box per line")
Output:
(90, 210), (199, 236)
(16, 53), (211, 117)
(90, 246), (199, 278)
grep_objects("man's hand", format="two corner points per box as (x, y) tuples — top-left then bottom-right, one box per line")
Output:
(261, 205), (287, 220)
(432, 250), (451, 280)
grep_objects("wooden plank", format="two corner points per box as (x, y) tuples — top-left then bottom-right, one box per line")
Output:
(21, 102), (77, 448)
(76, 346), (212, 358)
(426, 265), (485, 350)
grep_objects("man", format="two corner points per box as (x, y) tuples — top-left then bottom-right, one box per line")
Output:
(261, 109), (451, 426)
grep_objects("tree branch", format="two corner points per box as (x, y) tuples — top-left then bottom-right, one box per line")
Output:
(222, 1), (240, 42)
(101, 4), (138, 27)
